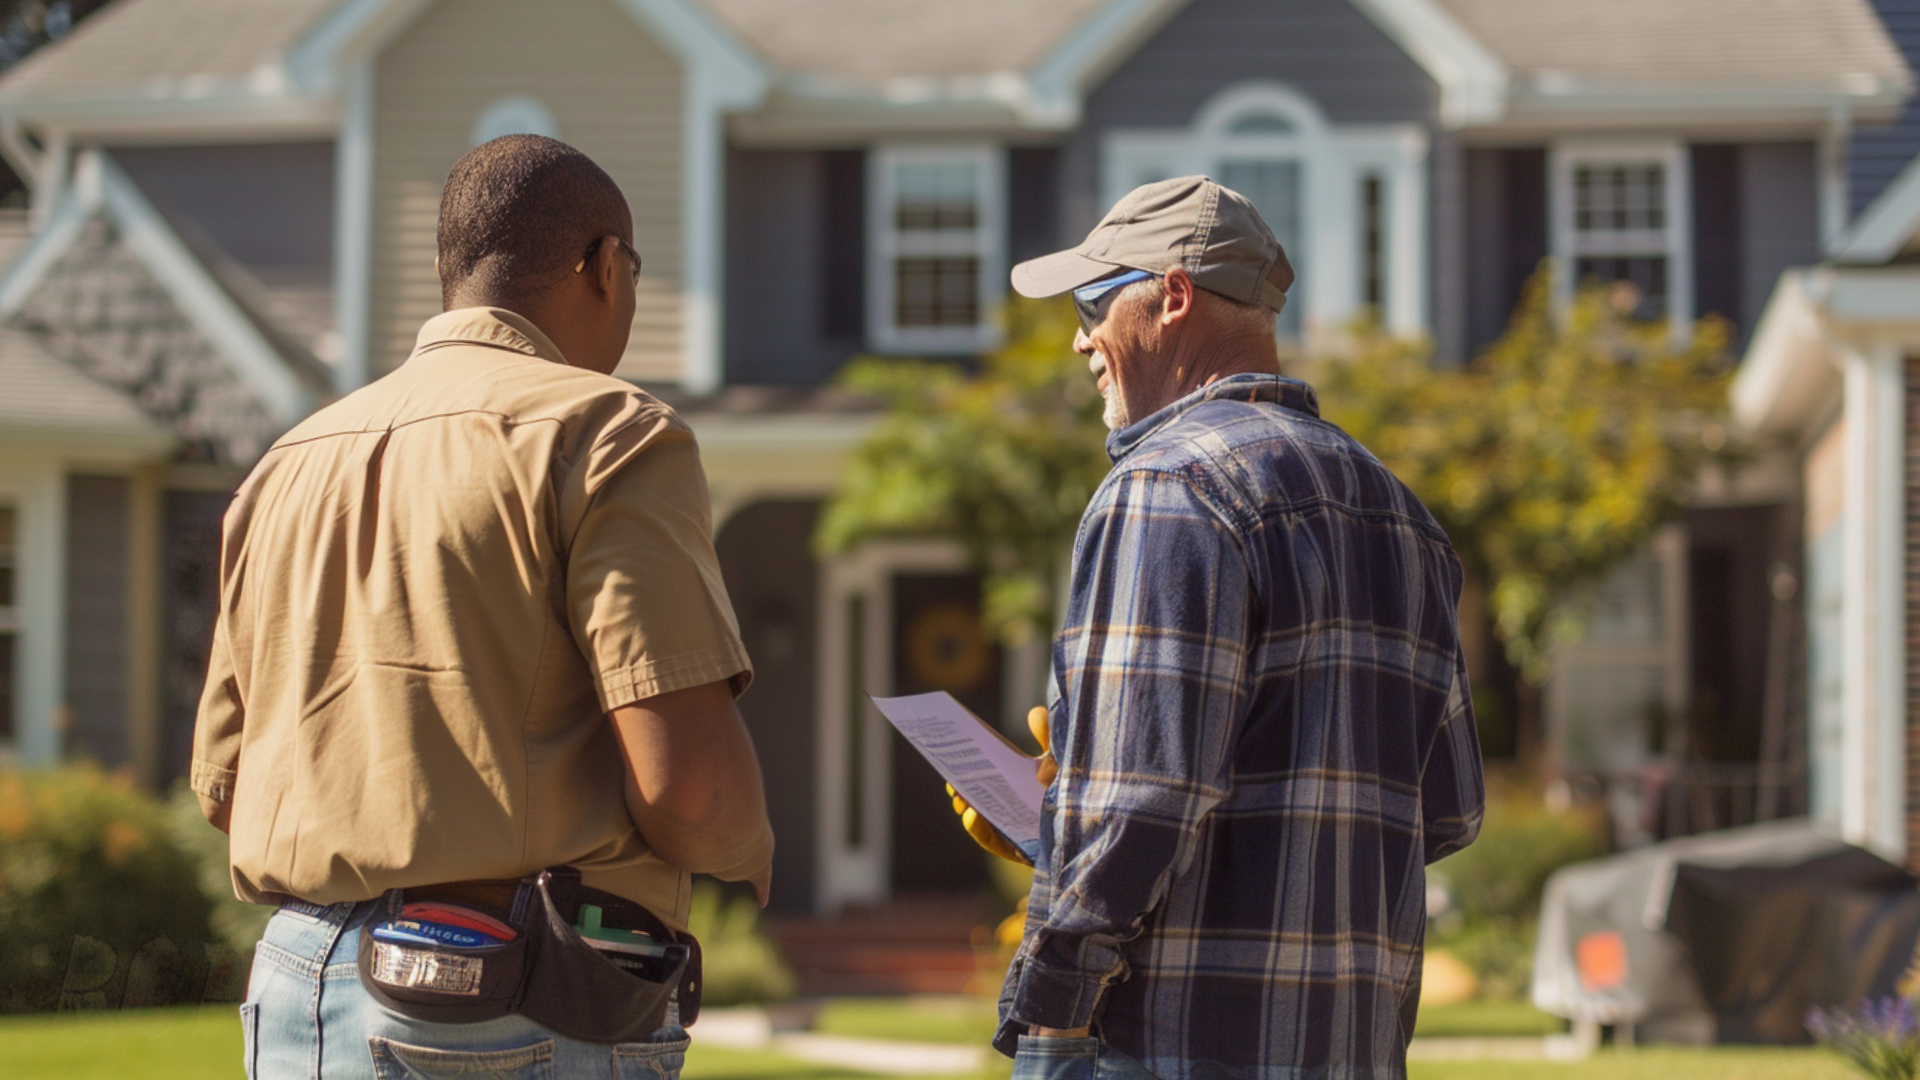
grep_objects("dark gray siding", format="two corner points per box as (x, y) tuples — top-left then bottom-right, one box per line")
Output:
(725, 149), (866, 385)
(64, 475), (129, 767)
(1463, 147), (1547, 358)
(112, 143), (333, 282)
(715, 500), (821, 913)
(1062, 0), (1439, 242)
(1853, 0), (1920, 216)
(1738, 143), (1821, 333)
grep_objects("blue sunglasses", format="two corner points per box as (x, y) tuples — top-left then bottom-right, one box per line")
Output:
(1072, 269), (1158, 333)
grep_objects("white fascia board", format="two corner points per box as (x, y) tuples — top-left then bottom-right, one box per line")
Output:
(610, 0), (768, 108)
(1732, 270), (1836, 436)
(0, 178), (91, 318)
(90, 151), (312, 425)
(1830, 151), (1920, 263)
(0, 92), (335, 140)
(1733, 265), (1920, 435)
(1347, 0), (1508, 127)
(284, 0), (435, 95)
(1025, 0), (1193, 127)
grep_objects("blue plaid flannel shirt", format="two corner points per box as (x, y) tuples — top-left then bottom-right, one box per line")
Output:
(995, 373), (1484, 1079)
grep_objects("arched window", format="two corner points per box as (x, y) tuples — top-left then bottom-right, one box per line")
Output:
(1103, 83), (1429, 343)
(470, 95), (561, 148)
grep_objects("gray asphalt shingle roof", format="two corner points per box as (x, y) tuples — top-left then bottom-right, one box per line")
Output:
(3, 0), (1908, 105)
(0, 0), (337, 103)
(1435, 0), (1911, 92)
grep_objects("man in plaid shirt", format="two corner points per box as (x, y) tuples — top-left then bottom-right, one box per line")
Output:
(953, 177), (1484, 1080)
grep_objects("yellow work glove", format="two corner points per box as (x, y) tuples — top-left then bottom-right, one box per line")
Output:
(947, 706), (1058, 867)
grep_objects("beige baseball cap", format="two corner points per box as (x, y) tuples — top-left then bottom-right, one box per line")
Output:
(1010, 175), (1293, 311)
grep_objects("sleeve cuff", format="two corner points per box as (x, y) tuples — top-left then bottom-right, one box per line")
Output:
(596, 645), (754, 711)
(190, 759), (236, 804)
(995, 930), (1126, 1049)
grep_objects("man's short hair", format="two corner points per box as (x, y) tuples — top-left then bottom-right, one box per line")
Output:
(438, 134), (631, 307)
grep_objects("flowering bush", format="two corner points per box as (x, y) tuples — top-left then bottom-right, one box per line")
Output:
(1809, 997), (1920, 1080)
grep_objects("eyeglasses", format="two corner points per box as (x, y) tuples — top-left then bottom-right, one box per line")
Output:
(576, 236), (643, 288)
(1072, 269), (1157, 334)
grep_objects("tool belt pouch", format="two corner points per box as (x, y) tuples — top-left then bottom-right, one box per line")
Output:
(356, 868), (700, 1043)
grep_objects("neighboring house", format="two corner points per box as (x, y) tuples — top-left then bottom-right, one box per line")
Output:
(1732, 132), (1920, 866)
(0, 0), (1907, 914)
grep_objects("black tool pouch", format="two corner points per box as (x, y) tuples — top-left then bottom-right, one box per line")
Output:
(356, 868), (701, 1043)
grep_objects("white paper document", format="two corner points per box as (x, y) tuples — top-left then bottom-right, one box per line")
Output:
(870, 691), (1045, 859)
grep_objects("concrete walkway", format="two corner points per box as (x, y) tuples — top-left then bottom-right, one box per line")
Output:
(694, 1008), (1590, 1074)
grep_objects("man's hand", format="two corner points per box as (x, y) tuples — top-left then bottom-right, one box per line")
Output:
(611, 680), (776, 906)
(948, 706), (1057, 865)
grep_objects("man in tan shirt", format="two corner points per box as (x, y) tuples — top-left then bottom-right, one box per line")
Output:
(192, 135), (771, 1077)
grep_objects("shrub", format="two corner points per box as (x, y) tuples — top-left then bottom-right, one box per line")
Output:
(164, 784), (272, 963)
(686, 881), (796, 1007)
(1427, 787), (1605, 1000)
(0, 765), (220, 1012)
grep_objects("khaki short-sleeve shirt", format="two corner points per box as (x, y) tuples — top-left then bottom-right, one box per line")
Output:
(190, 308), (751, 929)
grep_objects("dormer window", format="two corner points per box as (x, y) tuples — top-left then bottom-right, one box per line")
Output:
(868, 146), (1006, 355)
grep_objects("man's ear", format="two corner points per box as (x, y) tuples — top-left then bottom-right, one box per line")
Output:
(590, 234), (624, 301)
(1161, 266), (1197, 327)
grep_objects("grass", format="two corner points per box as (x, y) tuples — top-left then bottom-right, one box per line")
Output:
(812, 995), (996, 1044)
(1414, 999), (1567, 1038)
(0, 1003), (1862, 1080)
(1409, 1048), (1856, 1080)
(0, 1005), (242, 1080)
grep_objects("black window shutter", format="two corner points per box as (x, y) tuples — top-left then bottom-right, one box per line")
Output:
(820, 150), (866, 341)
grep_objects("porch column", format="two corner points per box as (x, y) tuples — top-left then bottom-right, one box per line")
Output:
(1841, 342), (1906, 859)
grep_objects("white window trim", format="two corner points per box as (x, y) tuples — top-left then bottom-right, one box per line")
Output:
(867, 145), (1007, 356)
(1549, 140), (1694, 335)
(1101, 82), (1429, 340)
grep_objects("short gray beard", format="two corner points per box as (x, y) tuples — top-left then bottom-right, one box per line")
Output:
(1100, 374), (1129, 430)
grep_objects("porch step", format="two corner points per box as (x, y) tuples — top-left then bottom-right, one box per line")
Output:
(767, 893), (1005, 996)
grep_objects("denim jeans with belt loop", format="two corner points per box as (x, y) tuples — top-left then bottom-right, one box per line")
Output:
(1011, 1034), (1165, 1080)
(241, 900), (689, 1080)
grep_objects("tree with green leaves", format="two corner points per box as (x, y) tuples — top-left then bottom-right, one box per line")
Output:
(815, 296), (1109, 646)
(1314, 270), (1734, 755)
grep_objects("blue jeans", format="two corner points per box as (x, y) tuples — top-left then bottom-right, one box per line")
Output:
(1012, 1035), (1163, 1080)
(242, 901), (689, 1079)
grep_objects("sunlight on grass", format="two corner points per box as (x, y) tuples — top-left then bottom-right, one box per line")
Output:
(811, 995), (997, 1045)
(1414, 999), (1566, 1037)
(1410, 1047), (1855, 1080)
(0, 1005), (242, 1080)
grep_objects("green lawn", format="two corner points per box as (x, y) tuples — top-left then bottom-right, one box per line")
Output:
(812, 995), (996, 1044)
(1409, 1048), (1856, 1080)
(1414, 999), (1567, 1038)
(0, 1004), (1861, 1080)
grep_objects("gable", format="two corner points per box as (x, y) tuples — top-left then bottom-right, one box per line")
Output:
(365, 0), (688, 379)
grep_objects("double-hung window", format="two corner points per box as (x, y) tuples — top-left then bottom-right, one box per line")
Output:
(1551, 143), (1692, 325)
(868, 146), (1006, 355)
(0, 506), (15, 742)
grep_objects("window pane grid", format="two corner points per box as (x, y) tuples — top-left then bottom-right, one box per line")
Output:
(1573, 163), (1665, 234)
(895, 256), (981, 328)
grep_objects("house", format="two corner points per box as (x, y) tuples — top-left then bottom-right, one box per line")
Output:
(0, 0), (1908, 916)
(1732, 39), (1920, 867)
